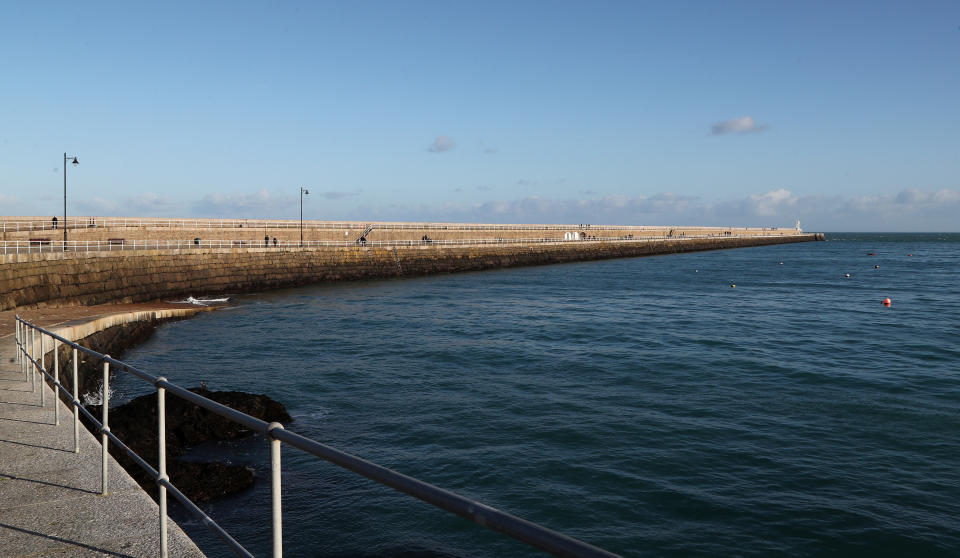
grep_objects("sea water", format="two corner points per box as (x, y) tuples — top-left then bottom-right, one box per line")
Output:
(113, 233), (960, 557)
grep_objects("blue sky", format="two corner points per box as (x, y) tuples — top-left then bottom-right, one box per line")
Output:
(1, 1), (957, 230)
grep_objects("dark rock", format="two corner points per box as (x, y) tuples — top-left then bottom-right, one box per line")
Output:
(168, 461), (255, 503)
(84, 388), (291, 502)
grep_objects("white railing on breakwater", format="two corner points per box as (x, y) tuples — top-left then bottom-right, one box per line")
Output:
(0, 216), (792, 233)
(14, 317), (620, 558)
(0, 232), (799, 255)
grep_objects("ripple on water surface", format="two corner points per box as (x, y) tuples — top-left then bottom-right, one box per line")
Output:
(113, 234), (960, 557)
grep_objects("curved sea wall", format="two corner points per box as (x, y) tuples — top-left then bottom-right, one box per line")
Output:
(1, 234), (821, 311)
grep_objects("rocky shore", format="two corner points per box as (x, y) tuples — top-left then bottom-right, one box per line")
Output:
(85, 387), (292, 502)
(25, 306), (295, 503)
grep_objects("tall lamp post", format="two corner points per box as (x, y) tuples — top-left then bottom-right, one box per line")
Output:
(63, 153), (79, 248)
(300, 187), (309, 247)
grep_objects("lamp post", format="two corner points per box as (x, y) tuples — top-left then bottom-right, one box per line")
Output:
(300, 187), (309, 247)
(63, 153), (79, 248)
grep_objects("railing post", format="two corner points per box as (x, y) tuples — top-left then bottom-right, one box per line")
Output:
(157, 377), (169, 558)
(269, 422), (284, 558)
(101, 358), (110, 496)
(30, 327), (36, 392)
(22, 321), (28, 380)
(40, 333), (46, 406)
(73, 348), (80, 453)
(53, 340), (60, 425)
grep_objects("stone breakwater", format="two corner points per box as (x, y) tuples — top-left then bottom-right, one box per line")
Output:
(1, 234), (822, 311)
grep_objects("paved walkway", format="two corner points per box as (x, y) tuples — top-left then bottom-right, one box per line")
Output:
(0, 302), (218, 337)
(0, 326), (205, 556)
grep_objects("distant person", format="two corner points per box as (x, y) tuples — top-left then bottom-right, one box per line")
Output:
(51, 216), (58, 229)
(273, 237), (278, 247)
(264, 234), (269, 247)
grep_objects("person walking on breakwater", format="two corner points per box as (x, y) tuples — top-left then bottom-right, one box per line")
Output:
(273, 237), (278, 247)
(264, 235), (269, 247)
(52, 216), (58, 229)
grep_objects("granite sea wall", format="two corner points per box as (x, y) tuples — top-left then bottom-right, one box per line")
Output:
(1, 234), (822, 311)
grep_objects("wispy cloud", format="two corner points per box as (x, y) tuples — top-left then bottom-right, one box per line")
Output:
(9, 187), (957, 232)
(427, 135), (456, 153)
(75, 193), (179, 216)
(711, 116), (768, 135)
(317, 190), (362, 200)
(476, 185), (493, 191)
(517, 179), (537, 186)
(358, 188), (960, 231)
(192, 188), (295, 218)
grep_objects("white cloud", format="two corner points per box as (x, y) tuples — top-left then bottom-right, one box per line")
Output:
(742, 188), (797, 216)
(7, 186), (956, 232)
(357, 188), (960, 231)
(317, 190), (361, 200)
(75, 192), (178, 216)
(192, 188), (295, 218)
(711, 116), (768, 135)
(427, 135), (456, 153)
(894, 188), (960, 205)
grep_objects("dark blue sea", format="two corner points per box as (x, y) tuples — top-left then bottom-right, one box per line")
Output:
(113, 233), (960, 557)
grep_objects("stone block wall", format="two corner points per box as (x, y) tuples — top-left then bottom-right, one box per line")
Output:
(0, 235), (820, 311)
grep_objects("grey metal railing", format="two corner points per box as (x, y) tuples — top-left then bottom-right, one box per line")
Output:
(0, 232), (798, 254)
(14, 316), (621, 558)
(0, 215), (792, 233)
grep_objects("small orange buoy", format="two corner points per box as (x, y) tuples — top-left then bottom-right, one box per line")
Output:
(882, 298), (892, 306)
(908, 254), (913, 257)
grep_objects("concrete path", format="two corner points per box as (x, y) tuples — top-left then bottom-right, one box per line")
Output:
(0, 332), (205, 557)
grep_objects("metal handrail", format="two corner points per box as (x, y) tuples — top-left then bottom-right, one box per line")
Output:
(0, 216), (791, 233)
(0, 232), (801, 255)
(14, 316), (621, 558)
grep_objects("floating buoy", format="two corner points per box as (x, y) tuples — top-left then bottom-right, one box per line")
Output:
(730, 284), (736, 288)
(875, 265), (880, 269)
(695, 269), (699, 272)
(868, 253), (876, 256)
(844, 273), (851, 278)
(908, 254), (913, 257)
(882, 297), (892, 306)
(779, 262), (784, 265)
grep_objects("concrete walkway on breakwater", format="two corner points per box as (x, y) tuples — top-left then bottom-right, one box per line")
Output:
(0, 312), (206, 557)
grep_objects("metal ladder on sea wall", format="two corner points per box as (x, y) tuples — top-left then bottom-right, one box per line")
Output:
(392, 246), (403, 275)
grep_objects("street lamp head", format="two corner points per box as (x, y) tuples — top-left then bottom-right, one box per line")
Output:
(71, 157), (79, 166)
(304, 189), (309, 195)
